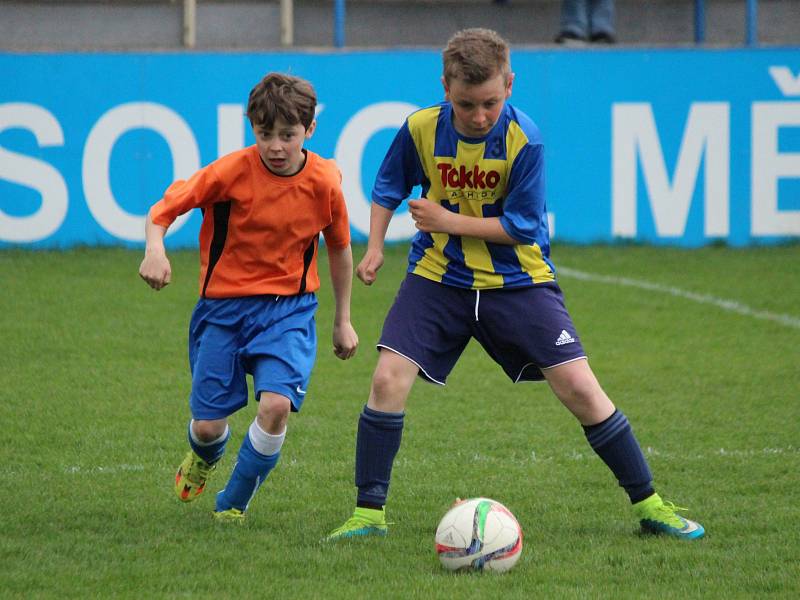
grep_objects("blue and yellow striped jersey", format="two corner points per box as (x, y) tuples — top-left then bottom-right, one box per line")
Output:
(372, 101), (556, 290)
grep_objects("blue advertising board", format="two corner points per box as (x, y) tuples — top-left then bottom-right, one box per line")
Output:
(1, 48), (799, 248)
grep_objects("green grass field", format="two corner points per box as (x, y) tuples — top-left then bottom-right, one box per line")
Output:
(1, 243), (798, 598)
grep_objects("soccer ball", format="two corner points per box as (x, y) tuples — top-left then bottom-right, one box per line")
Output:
(434, 497), (523, 573)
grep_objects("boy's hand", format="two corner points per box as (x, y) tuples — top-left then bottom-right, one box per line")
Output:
(409, 198), (452, 234)
(139, 251), (172, 291)
(332, 321), (359, 360)
(356, 248), (384, 285)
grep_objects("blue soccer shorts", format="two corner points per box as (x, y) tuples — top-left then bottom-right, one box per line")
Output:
(187, 293), (318, 420)
(378, 273), (586, 384)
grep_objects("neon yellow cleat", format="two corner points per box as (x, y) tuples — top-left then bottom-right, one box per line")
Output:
(634, 493), (705, 540)
(213, 508), (245, 523)
(325, 507), (388, 541)
(174, 451), (215, 503)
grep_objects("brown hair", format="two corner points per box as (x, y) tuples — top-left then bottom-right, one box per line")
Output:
(246, 72), (317, 131)
(442, 28), (510, 85)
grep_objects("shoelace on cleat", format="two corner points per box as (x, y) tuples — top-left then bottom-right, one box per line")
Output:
(330, 514), (388, 536)
(332, 515), (372, 534)
(185, 457), (213, 484)
(648, 501), (690, 527)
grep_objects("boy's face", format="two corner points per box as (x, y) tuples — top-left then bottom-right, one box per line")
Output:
(253, 117), (316, 176)
(443, 72), (514, 138)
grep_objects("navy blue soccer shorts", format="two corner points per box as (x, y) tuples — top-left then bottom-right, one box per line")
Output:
(378, 273), (586, 385)
(187, 293), (318, 420)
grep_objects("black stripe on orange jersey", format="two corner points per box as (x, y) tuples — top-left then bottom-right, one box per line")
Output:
(201, 201), (232, 298)
(298, 234), (319, 294)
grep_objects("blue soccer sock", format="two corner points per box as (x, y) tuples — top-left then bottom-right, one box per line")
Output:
(355, 405), (405, 508)
(583, 410), (654, 504)
(215, 421), (283, 512)
(188, 420), (229, 465)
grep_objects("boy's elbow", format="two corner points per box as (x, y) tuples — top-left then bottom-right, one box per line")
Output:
(327, 243), (353, 263)
(328, 242), (352, 254)
(499, 220), (534, 245)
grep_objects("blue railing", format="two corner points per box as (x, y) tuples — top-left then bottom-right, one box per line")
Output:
(694, 0), (705, 43)
(334, 0), (346, 48)
(695, 0), (759, 46)
(745, 0), (758, 46)
(332, 1), (763, 48)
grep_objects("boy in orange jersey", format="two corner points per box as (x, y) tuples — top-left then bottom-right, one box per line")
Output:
(139, 72), (358, 522)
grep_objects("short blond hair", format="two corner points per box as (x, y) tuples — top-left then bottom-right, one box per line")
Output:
(442, 28), (511, 85)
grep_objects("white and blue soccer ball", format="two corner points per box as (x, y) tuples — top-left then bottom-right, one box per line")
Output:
(434, 497), (523, 573)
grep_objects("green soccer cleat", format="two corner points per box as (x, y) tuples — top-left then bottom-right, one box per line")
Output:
(213, 508), (245, 523)
(634, 493), (705, 540)
(325, 507), (388, 541)
(174, 450), (216, 502)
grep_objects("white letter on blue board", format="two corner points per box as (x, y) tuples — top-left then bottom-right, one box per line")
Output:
(335, 102), (419, 242)
(768, 67), (800, 97)
(82, 102), (199, 241)
(0, 103), (68, 243)
(217, 104), (245, 157)
(612, 103), (729, 239)
(751, 102), (800, 236)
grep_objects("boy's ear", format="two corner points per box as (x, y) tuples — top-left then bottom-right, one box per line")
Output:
(305, 119), (317, 138)
(441, 76), (450, 100)
(505, 72), (515, 98)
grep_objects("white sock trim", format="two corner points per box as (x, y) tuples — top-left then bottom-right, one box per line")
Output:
(248, 419), (286, 456)
(190, 420), (229, 446)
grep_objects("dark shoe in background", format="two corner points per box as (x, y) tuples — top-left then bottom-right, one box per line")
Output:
(555, 31), (588, 46)
(590, 32), (617, 44)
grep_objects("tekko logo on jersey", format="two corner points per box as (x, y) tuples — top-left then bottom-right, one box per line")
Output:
(436, 163), (502, 203)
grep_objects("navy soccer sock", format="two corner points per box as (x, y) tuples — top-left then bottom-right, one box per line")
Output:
(215, 433), (280, 512)
(583, 410), (654, 504)
(355, 405), (405, 508)
(188, 421), (229, 465)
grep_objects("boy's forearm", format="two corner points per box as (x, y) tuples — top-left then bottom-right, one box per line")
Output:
(327, 245), (354, 323)
(144, 210), (168, 255)
(409, 198), (521, 245)
(139, 209), (172, 290)
(367, 202), (395, 250)
(448, 214), (519, 245)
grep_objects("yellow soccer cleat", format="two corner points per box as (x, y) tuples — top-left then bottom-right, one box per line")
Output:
(174, 451), (215, 502)
(213, 508), (245, 523)
(634, 493), (705, 540)
(325, 507), (388, 542)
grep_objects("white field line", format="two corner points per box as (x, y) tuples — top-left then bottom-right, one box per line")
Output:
(63, 464), (145, 474)
(558, 266), (800, 330)
(554, 445), (800, 462)
(391, 445), (799, 467)
(0, 446), (792, 478)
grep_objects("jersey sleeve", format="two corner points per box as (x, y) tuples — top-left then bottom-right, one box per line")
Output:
(321, 164), (351, 249)
(149, 163), (224, 228)
(498, 143), (546, 245)
(322, 186), (351, 249)
(371, 121), (426, 210)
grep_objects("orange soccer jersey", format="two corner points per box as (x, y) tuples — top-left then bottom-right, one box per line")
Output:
(150, 146), (350, 298)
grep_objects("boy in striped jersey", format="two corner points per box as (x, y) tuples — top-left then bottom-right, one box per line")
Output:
(327, 29), (703, 541)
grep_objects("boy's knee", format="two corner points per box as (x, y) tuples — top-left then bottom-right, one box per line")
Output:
(369, 368), (411, 412)
(367, 350), (418, 411)
(547, 366), (614, 424)
(257, 392), (291, 432)
(371, 367), (392, 394)
(561, 374), (598, 404)
(372, 367), (403, 399)
(192, 418), (228, 442)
